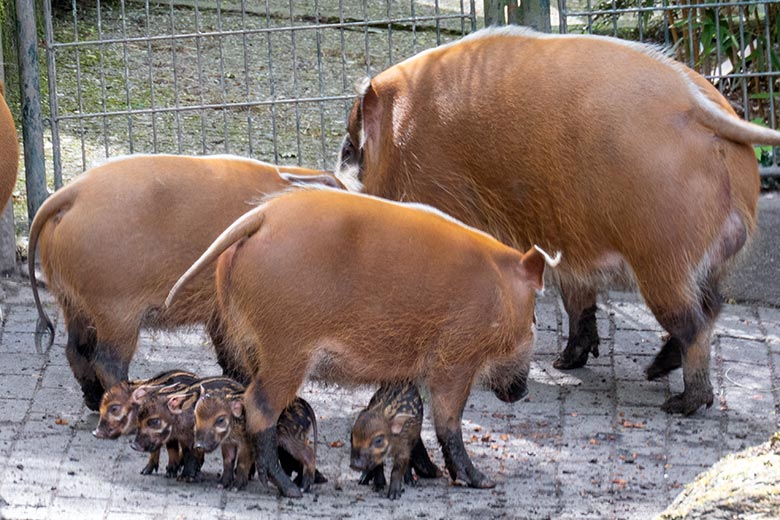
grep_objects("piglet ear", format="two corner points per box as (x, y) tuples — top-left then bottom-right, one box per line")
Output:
(131, 385), (156, 404)
(519, 245), (561, 291)
(167, 393), (196, 414)
(389, 413), (414, 435)
(230, 398), (244, 418)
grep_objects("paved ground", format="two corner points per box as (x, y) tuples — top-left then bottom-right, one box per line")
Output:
(1, 276), (779, 520)
(723, 192), (780, 307)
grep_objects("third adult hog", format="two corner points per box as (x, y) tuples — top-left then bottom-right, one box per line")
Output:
(335, 27), (780, 414)
(28, 154), (341, 409)
(166, 187), (559, 497)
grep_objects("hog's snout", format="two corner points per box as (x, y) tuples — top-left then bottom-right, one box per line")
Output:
(492, 375), (529, 404)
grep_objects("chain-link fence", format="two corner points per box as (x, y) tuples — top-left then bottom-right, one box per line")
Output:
(42, 0), (477, 189)
(556, 0), (779, 175)
(13, 1), (780, 223)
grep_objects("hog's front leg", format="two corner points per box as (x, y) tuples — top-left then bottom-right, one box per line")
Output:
(430, 377), (495, 489)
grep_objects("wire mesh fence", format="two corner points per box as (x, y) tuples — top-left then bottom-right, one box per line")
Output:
(34, 0), (780, 203)
(556, 0), (780, 175)
(43, 0), (477, 187)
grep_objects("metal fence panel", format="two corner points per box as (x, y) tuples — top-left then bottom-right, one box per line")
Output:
(41, 0), (477, 187)
(556, 0), (780, 176)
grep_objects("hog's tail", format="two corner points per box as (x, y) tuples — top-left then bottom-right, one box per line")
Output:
(691, 82), (780, 146)
(299, 397), (318, 466)
(28, 182), (82, 349)
(165, 205), (266, 309)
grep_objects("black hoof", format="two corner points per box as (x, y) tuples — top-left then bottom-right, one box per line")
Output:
(646, 336), (684, 381)
(661, 390), (714, 416)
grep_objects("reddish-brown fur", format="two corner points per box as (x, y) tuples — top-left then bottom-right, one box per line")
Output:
(166, 187), (551, 497)
(27, 154), (338, 409)
(335, 27), (777, 415)
(0, 81), (18, 213)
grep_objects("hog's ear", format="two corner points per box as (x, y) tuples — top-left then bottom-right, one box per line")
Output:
(519, 245), (562, 291)
(358, 78), (380, 150)
(279, 172), (345, 190)
(389, 413), (415, 435)
(230, 398), (244, 419)
(167, 393), (196, 414)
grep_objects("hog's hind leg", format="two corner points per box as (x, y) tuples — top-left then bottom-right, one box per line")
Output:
(63, 312), (103, 410)
(246, 377), (305, 498)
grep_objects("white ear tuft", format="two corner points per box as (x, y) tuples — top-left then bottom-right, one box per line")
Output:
(533, 245), (562, 267)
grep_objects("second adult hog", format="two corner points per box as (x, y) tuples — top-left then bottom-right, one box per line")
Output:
(28, 154), (340, 409)
(350, 383), (426, 500)
(166, 187), (558, 497)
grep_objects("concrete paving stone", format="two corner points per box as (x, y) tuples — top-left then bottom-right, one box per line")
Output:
(37, 363), (81, 389)
(106, 511), (158, 520)
(534, 329), (560, 355)
(609, 300), (663, 332)
(48, 495), (107, 519)
(0, 503), (50, 519)
(0, 373), (40, 399)
(28, 386), (84, 415)
(568, 368), (612, 391)
(613, 329), (663, 357)
(615, 380), (667, 408)
(721, 360), (773, 394)
(718, 337), (770, 365)
(662, 464), (711, 492)
(0, 398), (30, 424)
(0, 352), (45, 375)
(714, 306), (764, 339)
(613, 354), (655, 381)
(562, 388), (614, 416)
(55, 470), (115, 499)
(0, 482), (53, 507)
(723, 385), (777, 417)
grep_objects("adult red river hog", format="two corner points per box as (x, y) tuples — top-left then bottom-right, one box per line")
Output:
(29, 154), (341, 409)
(165, 187), (561, 497)
(335, 26), (780, 415)
(0, 81), (18, 212)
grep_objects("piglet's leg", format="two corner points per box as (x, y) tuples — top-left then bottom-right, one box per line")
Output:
(140, 448), (160, 475)
(218, 442), (237, 489)
(163, 441), (181, 477)
(429, 375), (495, 489)
(232, 438), (253, 491)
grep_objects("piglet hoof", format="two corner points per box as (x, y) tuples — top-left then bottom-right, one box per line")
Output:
(358, 471), (372, 486)
(231, 475), (248, 491)
(387, 481), (404, 500)
(218, 474), (233, 489)
(661, 390), (714, 416)
(372, 471), (387, 492)
(140, 463), (158, 476)
(164, 465), (179, 479)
